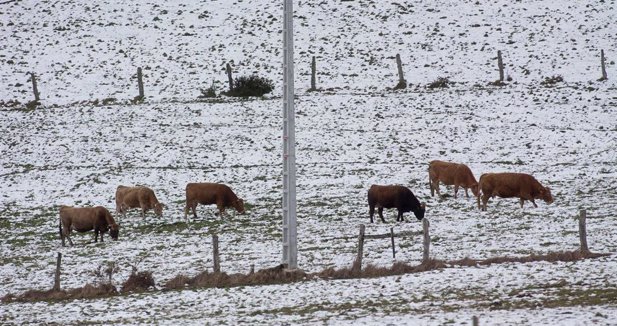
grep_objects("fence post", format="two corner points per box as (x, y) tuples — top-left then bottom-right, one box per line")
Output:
(497, 50), (504, 82)
(212, 234), (221, 273)
(600, 50), (608, 81)
(137, 67), (144, 99)
(30, 72), (40, 102)
(422, 219), (430, 262)
(353, 224), (365, 272)
(394, 54), (406, 89)
(472, 315), (479, 326)
(226, 63), (233, 92)
(309, 56), (317, 91)
(53, 252), (62, 291)
(390, 227), (396, 258)
(578, 209), (589, 253)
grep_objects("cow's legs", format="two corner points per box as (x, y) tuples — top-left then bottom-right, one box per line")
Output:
(378, 207), (386, 223)
(530, 199), (538, 208)
(429, 176), (435, 197)
(454, 185), (459, 198)
(184, 203), (190, 219)
(140, 204), (147, 219)
(397, 210), (405, 222)
(481, 194), (489, 211)
(62, 227), (74, 246)
(464, 187), (469, 198)
(369, 204), (375, 223)
(520, 198), (525, 208)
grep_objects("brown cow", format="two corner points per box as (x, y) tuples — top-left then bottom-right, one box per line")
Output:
(477, 172), (554, 211)
(185, 182), (245, 219)
(59, 205), (119, 246)
(115, 185), (164, 219)
(429, 160), (479, 199)
(368, 185), (426, 223)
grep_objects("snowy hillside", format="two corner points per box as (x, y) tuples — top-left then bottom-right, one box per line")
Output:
(1, 0), (617, 325)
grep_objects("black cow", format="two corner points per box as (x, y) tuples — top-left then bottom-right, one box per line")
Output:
(368, 185), (426, 223)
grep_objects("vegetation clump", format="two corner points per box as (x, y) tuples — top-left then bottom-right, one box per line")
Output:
(427, 77), (452, 89)
(540, 75), (564, 86)
(224, 75), (274, 97)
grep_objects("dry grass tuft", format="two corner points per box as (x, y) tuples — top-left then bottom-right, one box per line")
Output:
(1, 283), (118, 303)
(163, 264), (308, 291)
(121, 271), (155, 293)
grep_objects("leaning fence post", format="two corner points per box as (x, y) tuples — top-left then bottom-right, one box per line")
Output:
(137, 67), (144, 99)
(578, 209), (589, 253)
(422, 219), (430, 262)
(390, 227), (396, 258)
(353, 224), (365, 272)
(30, 72), (40, 102)
(497, 50), (504, 82)
(212, 234), (221, 273)
(394, 54), (406, 89)
(226, 63), (234, 92)
(53, 252), (62, 291)
(600, 50), (608, 81)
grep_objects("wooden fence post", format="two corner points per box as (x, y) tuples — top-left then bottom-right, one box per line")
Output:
(53, 252), (62, 291)
(30, 72), (40, 102)
(472, 315), (479, 326)
(137, 67), (144, 99)
(226, 63), (233, 92)
(600, 50), (608, 81)
(497, 50), (504, 82)
(212, 234), (221, 273)
(422, 219), (430, 262)
(390, 227), (396, 258)
(353, 224), (365, 271)
(394, 54), (406, 89)
(578, 209), (589, 253)
(309, 56), (317, 91)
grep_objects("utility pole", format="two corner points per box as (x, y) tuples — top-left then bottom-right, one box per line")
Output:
(282, 0), (298, 269)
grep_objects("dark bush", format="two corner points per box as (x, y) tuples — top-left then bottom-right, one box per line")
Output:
(427, 77), (451, 89)
(540, 75), (564, 86)
(225, 75), (274, 97)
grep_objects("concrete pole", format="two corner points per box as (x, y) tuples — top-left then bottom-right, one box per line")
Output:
(282, 0), (298, 269)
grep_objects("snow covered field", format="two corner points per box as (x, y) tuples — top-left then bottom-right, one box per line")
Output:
(1, 0), (617, 324)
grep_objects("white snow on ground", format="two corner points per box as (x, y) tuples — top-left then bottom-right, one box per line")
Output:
(1, 0), (617, 325)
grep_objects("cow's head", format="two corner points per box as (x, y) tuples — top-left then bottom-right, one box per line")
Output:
(154, 203), (164, 216)
(414, 203), (426, 220)
(471, 184), (480, 197)
(109, 223), (120, 240)
(234, 199), (245, 214)
(541, 187), (554, 204)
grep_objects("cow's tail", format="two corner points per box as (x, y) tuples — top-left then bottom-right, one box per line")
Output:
(58, 217), (65, 246)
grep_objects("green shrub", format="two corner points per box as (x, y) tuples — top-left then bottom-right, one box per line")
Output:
(225, 75), (274, 97)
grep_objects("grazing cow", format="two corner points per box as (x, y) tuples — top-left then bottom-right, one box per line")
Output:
(367, 185), (426, 223)
(429, 160), (479, 199)
(115, 185), (164, 219)
(184, 182), (245, 219)
(477, 172), (554, 211)
(59, 206), (119, 246)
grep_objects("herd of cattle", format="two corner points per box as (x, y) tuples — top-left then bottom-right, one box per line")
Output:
(57, 160), (553, 246)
